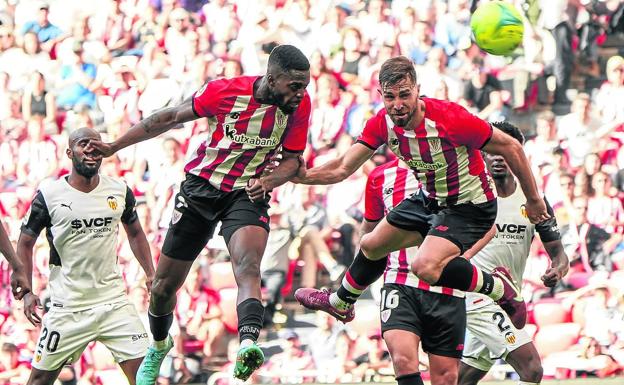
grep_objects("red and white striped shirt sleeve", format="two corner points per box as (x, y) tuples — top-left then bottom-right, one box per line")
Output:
(446, 102), (492, 149)
(282, 93), (311, 152)
(364, 168), (385, 222)
(356, 112), (387, 150)
(192, 78), (229, 118)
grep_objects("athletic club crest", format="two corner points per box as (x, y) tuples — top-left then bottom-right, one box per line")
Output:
(275, 109), (288, 129)
(428, 138), (441, 153)
(171, 209), (182, 225)
(381, 309), (391, 323)
(107, 196), (118, 210)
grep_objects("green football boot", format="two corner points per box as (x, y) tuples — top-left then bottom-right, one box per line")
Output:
(233, 343), (265, 381)
(136, 335), (174, 385)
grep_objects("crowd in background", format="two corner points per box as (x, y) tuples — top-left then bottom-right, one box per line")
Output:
(0, 0), (623, 383)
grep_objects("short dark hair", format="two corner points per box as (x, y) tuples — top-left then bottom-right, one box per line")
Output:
(267, 44), (310, 72)
(379, 56), (417, 88)
(492, 121), (524, 145)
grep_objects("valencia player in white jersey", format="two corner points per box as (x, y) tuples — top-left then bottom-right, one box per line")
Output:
(18, 127), (155, 385)
(459, 122), (569, 385)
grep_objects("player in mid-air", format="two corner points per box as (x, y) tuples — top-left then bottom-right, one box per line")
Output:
(365, 158), (471, 385)
(459, 122), (569, 385)
(294, 56), (550, 330)
(88, 45), (311, 382)
(1, 218), (30, 299)
(19, 127), (155, 385)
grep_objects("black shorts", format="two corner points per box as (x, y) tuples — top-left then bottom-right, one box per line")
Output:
(162, 174), (270, 261)
(380, 283), (466, 358)
(385, 191), (497, 254)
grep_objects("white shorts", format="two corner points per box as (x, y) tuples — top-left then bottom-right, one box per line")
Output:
(461, 301), (532, 371)
(32, 301), (149, 371)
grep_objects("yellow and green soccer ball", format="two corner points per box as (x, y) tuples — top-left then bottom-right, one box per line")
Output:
(470, 1), (524, 56)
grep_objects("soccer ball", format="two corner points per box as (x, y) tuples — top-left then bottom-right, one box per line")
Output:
(470, 1), (524, 56)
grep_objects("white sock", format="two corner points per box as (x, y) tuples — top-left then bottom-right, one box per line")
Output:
(329, 292), (351, 311)
(240, 338), (254, 349)
(490, 277), (505, 301)
(153, 337), (169, 350)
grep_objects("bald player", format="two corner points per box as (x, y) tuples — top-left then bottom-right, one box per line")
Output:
(18, 127), (155, 385)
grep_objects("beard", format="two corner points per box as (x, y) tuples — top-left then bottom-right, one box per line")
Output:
(73, 157), (99, 178)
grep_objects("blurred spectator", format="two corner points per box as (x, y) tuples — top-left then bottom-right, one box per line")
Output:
(21, 71), (56, 130)
(307, 312), (352, 383)
(19, 2), (62, 53)
(557, 93), (602, 168)
(0, 342), (29, 385)
(539, 0), (573, 105)
(561, 196), (620, 272)
(56, 41), (97, 110)
(461, 56), (505, 120)
(595, 55), (624, 124)
(265, 330), (314, 383)
(525, 110), (559, 173)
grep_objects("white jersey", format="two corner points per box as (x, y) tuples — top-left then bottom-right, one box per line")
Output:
(466, 184), (560, 310)
(22, 175), (138, 311)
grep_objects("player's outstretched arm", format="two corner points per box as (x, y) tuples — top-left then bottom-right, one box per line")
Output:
(482, 128), (549, 224)
(247, 150), (303, 203)
(535, 203), (570, 287)
(294, 143), (374, 185)
(123, 220), (155, 292)
(88, 99), (197, 157)
(0, 220), (29, 299)
(463, 224), (496, 259)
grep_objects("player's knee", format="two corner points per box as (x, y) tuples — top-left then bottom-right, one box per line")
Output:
(360, 235), (383, 260)
(151, 277), (178, 300)
(410, 258), (438, 284)
(390, 353), (419, 376)
(518, 358), (543, 382)
(432, 367), (458, 385)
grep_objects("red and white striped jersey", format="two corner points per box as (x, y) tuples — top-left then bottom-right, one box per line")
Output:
(185, 76), (311, 192)
(365, 159), (464, 297)
(358, 97), (496, 206)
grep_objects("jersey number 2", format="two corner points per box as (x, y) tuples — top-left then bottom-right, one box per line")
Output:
(492, 312), (510, 332)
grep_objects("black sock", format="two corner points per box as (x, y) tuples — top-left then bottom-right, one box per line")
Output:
(433, 256), (475, 290)
(237, 298), (264, 343)
(396, 372), (424, 385)
(336, 250), (387, 304)
(433, 257), (497, 294)
(148, 311), (173, 342)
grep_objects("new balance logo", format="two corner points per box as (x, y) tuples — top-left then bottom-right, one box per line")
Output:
(61, 202), (73, 211)
(259, 216), (268, 223)
(435, 225), (448, 232)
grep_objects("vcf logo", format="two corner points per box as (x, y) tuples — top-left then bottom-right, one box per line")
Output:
(107, 196), (118, 210)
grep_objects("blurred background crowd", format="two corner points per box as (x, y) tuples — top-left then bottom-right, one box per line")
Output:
(0, 0), (623, 384)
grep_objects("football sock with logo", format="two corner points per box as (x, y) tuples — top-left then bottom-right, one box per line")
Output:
(396, 372), (424, 385)
(148, 311), (173, 348)
(332, 250), (387, 310)
(434, 258), (506, 299)
(237, 298), (264, 345)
